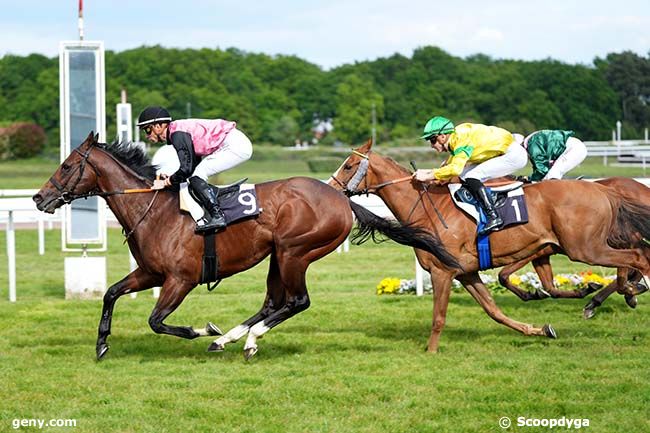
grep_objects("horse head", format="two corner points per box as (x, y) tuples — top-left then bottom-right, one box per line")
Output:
(33, 131), (102, 213)
(329, 138), (413, 196)
(328, 138), (377, 195)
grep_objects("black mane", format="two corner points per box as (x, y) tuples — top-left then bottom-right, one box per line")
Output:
(101, 140), (157, 180)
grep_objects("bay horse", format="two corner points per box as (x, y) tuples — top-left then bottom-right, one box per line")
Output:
(498, 177), (649, 318)
(329, 140), (650, 352)
(33, 133), (460, 360)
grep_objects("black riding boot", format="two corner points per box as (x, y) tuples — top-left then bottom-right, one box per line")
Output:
(463, 178), (503, 236)
(188, 176), (226, 232)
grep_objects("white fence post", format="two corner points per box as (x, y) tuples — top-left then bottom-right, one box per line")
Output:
(415, 258), (425, 296)
(7, 210), (16, 302)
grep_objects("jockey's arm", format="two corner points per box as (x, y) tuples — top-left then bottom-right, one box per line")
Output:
(168, 131), (196, 185)
(432, 153), (469, 180)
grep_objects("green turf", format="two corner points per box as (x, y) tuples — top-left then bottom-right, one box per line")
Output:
(0, 229), (648, 433)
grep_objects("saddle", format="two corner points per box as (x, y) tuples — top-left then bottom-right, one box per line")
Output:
(448, 181), (529, 271)
(182, 178), (262, 289)
(449, 181), (528, 228)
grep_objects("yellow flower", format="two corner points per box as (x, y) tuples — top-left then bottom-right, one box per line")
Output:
(376, 277), (401, 295)
(508, 275), (522, 286)
(554, 275), (572, 287)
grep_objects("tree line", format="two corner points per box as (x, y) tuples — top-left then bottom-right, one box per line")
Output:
(0, 45), (648, 151)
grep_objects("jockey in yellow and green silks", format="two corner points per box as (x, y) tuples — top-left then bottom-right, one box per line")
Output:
(414, 116), (528, 235)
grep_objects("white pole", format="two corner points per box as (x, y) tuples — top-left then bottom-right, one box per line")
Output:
(153, 286), (160, 298)
(645, 128), (648, 143)
(7, 210), (16, 302)
(415, 257), (424, 296)
(38, 217), (44, 255)
(616, 121), (622, 141)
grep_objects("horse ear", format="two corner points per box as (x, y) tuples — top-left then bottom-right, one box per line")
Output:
(94, 132), (99, 143)
(79, 131), (94, 147)
(355, 137), (373, 154)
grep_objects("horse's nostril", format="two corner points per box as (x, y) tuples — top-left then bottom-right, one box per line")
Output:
(32, 194), (42, 204)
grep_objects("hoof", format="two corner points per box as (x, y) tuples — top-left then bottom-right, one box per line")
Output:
(635, 283), (648, 295)
(625, 295), (638, 309)
(586, 282), (603, 293)
(535, 288), (551, 299)
(243, 346), (258, 361)
(542, 324), (557, 339)
(583, 307), (596, 320)
(207, 341), (225, 352)
(96, 344), (109, 361)
(206, 322), (223, 336)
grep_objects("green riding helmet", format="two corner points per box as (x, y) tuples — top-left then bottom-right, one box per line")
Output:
(421, 116), (455, 139)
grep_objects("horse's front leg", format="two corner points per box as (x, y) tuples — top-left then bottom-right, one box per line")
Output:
(427, 269), (453, 353)
(147, 277), (222, 340)
(457, 272), (556, 339)
(96, 268), (163, 360)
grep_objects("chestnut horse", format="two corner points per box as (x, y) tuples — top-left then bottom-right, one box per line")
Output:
(329, 140), (650, 352)
(33, 133), (460, 360)
(498, 177), (649, 318)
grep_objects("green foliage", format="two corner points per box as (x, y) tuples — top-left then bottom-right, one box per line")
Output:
(1, 46), (647, 156)
(334, 74), (384, 144)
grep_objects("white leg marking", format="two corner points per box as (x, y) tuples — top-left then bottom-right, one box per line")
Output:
(244, 322), (271, 351)
(195, 327), (210, 336)
(214, 324), (249, 347)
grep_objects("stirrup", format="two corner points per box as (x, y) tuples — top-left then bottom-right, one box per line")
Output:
(195, 216), (226, 233)
(478, 217), (503, 236)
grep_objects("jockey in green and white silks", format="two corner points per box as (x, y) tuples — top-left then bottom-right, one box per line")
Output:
(415, 116), (528, 235)
(523, 130), (587, 181)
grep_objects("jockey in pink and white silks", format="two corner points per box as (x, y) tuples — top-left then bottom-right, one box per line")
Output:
(137, 106), (253, 232)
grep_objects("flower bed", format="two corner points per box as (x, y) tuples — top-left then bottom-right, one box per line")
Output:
(376, 271), (615, 295)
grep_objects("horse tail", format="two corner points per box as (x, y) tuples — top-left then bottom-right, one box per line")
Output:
(607, 198), (650, 249)
(348, 200), (462, 270)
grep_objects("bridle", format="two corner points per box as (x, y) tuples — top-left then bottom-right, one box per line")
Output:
(49, 142), (159, 241)
(48, 145), (102, 204)
(330, 150), (412, 197)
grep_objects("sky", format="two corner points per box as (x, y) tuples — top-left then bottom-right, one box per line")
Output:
(0, 0), (648, 69)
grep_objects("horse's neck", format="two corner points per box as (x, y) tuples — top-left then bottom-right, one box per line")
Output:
(372, 160), (446, 222)
(94, 157), (162, 228)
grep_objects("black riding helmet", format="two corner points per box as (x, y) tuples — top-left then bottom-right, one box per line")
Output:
(136, 106), (172, 127)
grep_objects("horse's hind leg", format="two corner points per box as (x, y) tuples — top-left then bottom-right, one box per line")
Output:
(148, 277), (215, 340)
(208, 255), (286, 353)
(583, 268), (646, 318)
(457, 272), (557, 339)
(96, 268), (162, 360)
(241, 252), (311, 360)
(532, 256), (599, 299)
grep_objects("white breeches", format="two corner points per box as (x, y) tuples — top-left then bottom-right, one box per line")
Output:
(460, 136), (528, 181)
(544, 137), (587, 180)
(192, 128), (253, 181)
